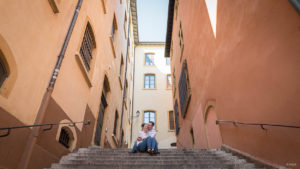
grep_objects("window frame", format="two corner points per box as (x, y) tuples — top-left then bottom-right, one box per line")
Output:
(0, 51), (8, 88)
(79, 23), (96, 71)
(144, 53), (155, 66)
(144, 74), (156, 89)
(168, 110), (175, 131)
(178, 59), (191, 118)
(166, 74), (172, 89)
(143, 110), (157, 130)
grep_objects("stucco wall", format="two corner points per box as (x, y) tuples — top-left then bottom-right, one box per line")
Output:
(0, 0), (134, 168)
(132, 44), (176, 148)
(170, 0), (300, 167)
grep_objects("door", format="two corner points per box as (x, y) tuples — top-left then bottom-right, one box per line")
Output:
(94, 92), (108, 146)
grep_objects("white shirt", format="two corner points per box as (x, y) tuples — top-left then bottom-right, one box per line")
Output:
(147, 129), (156, 138)
(136, 131), (148, 145)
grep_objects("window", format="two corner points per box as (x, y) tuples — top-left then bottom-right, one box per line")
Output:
(145, 53), (155, 66)
(178, 60), (191, 118)
(166, 57), (170, 65)
(120, 55), (124, 77)
(111, 15), (118, 42)
(80, 23), (96, 71)
(175, 0), (179, 20)
(167, 74), (172, 89)
(0, 50), (8, 87)
(172, 68), (176, 97)
(101, 0), (107, 14)
(174, 100), (180, 135)
(144, 74), (155, 89)
(179, 22), (184, 61)
(190, 128), (195, 145)
(169, 111), (175, 130)
(59, 127), (72, 148)
(144, 111), (155, 129)
(113, 111), (119, 135)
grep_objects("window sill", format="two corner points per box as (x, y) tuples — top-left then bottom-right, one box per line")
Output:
(168, 130), (175, 132)
(143, 88), (156, 90)
(109, 36), (116, 58)
(75, 53), (92, 88)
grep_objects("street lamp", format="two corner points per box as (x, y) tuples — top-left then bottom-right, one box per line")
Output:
(130, 110), (140, 148)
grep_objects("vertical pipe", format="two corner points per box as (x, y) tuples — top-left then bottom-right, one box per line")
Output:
(119, 3), (131, 147)
(130, 45), (136, 147)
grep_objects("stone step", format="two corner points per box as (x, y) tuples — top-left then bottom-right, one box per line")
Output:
(49, 163), (241, 169)
(61, 155), (238, 161)
(46, 148), (259, 169)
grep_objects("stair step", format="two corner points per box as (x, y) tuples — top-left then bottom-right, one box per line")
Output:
(46, 148), (259, 169)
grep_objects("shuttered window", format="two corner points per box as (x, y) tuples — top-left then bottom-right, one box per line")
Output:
(0, 51), (8, 87)
(169, 111), (175, 130)
(178, 59), (191, 118)
(111, 15), (118, 41)
(59, 128), (71, 148)
(174, 100), (180, 135)
(80, 23), (96, 71)
(113, 111), (119, 135)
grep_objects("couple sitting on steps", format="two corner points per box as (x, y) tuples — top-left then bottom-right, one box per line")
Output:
(132, 121), (159, 154)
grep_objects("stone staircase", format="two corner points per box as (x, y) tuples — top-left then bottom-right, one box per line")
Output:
(45, 147), (264, 169)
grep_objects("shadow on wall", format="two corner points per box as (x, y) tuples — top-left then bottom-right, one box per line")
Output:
(0, 97), (96, 169)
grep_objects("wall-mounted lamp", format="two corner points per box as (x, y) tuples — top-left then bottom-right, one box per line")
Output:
(130, 110), (140, 123)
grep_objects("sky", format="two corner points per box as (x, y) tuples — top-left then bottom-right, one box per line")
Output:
(137, 0), (169, 42)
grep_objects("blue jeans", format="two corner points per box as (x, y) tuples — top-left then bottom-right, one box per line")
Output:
(132, 141), (138, 153)
(147, 137), (158, 152)
(137, 138), (149, 152)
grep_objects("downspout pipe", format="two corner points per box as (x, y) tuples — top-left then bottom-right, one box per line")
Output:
(18, 1), (83, 169)
(48, 0), (83, 89)
(129, 45), (136, 147)
(119, 5), (131, 147)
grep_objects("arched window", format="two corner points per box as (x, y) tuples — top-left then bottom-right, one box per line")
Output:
(59, 127), (74, 149)
(0, 50), (9, 87)
(80, 23), (96, 71)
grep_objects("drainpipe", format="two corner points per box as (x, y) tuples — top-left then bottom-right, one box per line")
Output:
(129, 45), (136, 147)
(18, 1), (83, 168)
(119, 5), (131, 148)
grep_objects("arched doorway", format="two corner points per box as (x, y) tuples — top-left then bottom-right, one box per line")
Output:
(204, 106), (222, 149)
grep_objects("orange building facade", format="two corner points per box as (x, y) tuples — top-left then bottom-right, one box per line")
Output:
(165, 0), (300, 168)
(0, 0), (135, 169)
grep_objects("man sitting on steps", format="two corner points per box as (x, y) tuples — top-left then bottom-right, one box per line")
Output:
(146, 121), (159, 154)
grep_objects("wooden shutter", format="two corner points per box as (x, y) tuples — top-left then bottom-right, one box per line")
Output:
(178, 59), (191, 118)
(169, 111), (175, 130)
(174, 100), (180, 135)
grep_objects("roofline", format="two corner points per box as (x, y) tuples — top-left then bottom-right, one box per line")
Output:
(164, 0), (175, 58)
(137, 41), (165, 45)
(130, 0), (139, 44)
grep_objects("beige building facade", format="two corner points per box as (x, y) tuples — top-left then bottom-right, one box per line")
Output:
(131, 43), (176, 148)
(0, 0), (136, 169)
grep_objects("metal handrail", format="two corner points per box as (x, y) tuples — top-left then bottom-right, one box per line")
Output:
(216, 120), (300, 130)
(0, 120), (90, 137)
